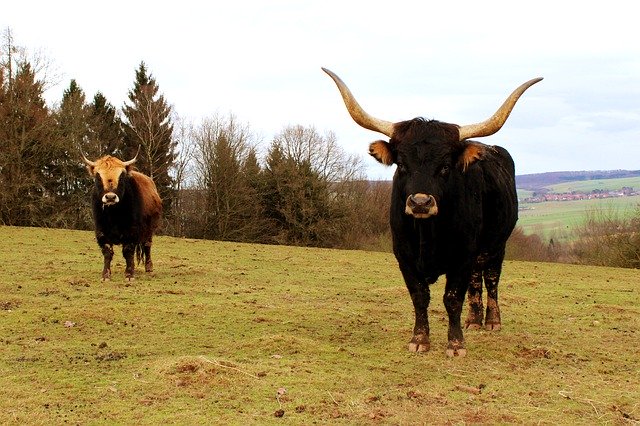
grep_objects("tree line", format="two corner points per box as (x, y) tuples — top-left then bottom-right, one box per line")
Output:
(0, 29), (390, 250)
(3, 29), (638, 266)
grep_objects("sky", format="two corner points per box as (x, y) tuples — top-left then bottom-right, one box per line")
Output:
(4, 0), (640, 179)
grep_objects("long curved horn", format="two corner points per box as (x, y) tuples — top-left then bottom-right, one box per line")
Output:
(458, 77), (543, 141)
(81, 152), (96, 167)
(322, 68), (395, 138)
(122, 146), (140, 166)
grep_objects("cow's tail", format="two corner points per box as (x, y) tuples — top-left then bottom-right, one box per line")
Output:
(135, 243), (145, 265)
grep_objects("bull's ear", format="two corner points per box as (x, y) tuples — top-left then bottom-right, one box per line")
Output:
(458, 142), (487, 172)
(85, 165), (96, 176)
(369, 140), (394, 166)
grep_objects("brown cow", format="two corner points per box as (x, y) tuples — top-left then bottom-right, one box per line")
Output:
(83, 150), (162, 281)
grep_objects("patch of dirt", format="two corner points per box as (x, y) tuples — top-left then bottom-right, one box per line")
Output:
(516, 345), (552, 359)
(95, 351), (127, 362)
(1, 300), (20, 310)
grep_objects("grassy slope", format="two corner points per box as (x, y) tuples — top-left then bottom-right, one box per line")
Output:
(1, 226), (639, 424)
(546, 176), (640, 193)
(518, 195), (640, 239)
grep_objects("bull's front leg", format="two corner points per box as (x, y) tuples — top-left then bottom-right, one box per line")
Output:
(398, 263), (431, 352)
(122, 243), (136, 281)
(101, 244), (114, 281)
(444, 270), (471, 357)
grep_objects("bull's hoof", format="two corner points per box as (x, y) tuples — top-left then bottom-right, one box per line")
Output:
(408, 334), (430, 352)
(101, 277), (110, 282)
(125, 276), (135, 282)
(446, 347), (467, 357)
(465, 321), (483, 330)
(446, 340), (466, 357)
(485, 323), (501, 331)
(145, 262), (153, 273)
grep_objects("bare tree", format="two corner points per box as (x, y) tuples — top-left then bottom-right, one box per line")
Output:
(190, 113), (265, 241)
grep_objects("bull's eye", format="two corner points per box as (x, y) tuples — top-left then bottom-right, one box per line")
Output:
(396, 162), (407, 173)
(439, 165), (450, 177)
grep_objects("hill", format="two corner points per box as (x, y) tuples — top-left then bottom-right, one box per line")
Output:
(1, 226), (638, 424)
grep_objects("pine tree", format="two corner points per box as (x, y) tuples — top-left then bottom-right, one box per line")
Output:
(122, 61), (176, 218)
(51, 79), (92, 228)
(86, 92), (124, 157)
(0, 58), (55, 226)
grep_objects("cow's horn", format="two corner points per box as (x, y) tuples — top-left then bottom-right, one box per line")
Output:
(122, 146), (140, 166)
(458, 77), (543, 141)
(81, 152), (96, 167)
(322, 68), (395, 138)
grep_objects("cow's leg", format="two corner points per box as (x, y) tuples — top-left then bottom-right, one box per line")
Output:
(483, 256), (504, 331)
(101, 244), (114, 281)
(465, 267), (484, 329)
(123, 243), (136, 281)
(144, 240), (153, 272)
(398, 262), (431, 352)
(444, 270), (470, 357)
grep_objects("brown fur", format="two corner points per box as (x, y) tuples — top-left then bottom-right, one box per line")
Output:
(369, 140), (394, 165)
(459, 143), (486, 172)
(129, 171), (162, 219)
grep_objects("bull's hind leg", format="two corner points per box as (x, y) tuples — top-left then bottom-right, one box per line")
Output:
(101, 244), (114, 281)
(483, 256), (504, 331)
(144, 240), (153, 272)
(465, 267), (484, 330)
(123, 243), (136, 281)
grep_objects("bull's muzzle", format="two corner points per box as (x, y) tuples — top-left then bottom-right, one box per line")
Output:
(102, 192), (120, 206)
(405, 193), (438, 218)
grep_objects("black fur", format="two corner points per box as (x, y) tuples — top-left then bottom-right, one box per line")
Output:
(388, 119), (517, 355)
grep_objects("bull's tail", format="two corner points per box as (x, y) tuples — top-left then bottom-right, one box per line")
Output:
(135, 243), (145, 265)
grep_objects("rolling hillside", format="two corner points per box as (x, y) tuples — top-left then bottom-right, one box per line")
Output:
(0, 226), (638, 424)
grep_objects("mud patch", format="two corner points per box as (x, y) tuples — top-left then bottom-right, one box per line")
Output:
(516, 345), (552, 359)
(1, 300), (20, 310)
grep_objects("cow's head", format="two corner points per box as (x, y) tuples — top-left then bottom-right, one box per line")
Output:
(322, 68), (542, 219)
(82, 149), (138, 206)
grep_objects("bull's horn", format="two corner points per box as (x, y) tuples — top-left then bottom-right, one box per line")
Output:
(122, 146), (140, 166)
(322, 68), (395, 138)
(458, 77), (543, 141)
(81, 152), (96, 167)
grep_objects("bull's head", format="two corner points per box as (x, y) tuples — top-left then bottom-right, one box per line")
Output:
(82, 149), (139, 206)
(322, 68), (542, 219)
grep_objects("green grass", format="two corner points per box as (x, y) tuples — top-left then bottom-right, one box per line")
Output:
(518, 195), (640, 240)
(546, 176), (640, 193)
(1, 226), (639, 424)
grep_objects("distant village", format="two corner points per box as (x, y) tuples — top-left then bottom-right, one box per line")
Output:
(521, 187), (639, 203)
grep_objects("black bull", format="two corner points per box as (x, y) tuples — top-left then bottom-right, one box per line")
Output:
(323, 68), (542, 356)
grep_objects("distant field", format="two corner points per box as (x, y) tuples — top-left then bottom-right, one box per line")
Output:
(517, 175), (640, 240)
(518, 195), (640, 240)
(1, 226), (639, 424)
(546, 176), (640, 193)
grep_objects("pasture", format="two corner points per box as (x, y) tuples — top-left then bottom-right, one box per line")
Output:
(1, 226), (639, 424)
(518, 195), (640, 240)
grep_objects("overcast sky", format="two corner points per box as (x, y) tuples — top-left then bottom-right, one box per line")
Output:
(4, 0), (639, 179)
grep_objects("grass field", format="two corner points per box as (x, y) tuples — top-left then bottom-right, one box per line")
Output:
(1, 226), (639, 424)
(518, 195), (640, 240)
(546, 177), (640, 194)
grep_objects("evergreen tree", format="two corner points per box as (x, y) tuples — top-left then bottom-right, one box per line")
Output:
(50, 79), (92, 228)
(86, 92), (124, 157)
(261, 139), (345, 247)
(0, 58), (55, 226)
(122, 61), (176, 217)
